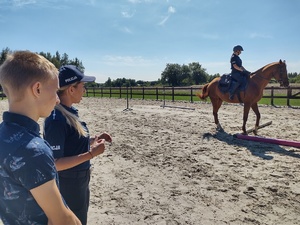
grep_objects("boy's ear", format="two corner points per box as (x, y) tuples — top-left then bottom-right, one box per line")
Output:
(32, 82), (41, 97)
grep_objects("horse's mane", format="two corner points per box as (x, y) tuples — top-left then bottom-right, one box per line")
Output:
(252, 61), (283, 74)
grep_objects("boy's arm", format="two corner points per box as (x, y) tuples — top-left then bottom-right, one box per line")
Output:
(30, 179), (81, 225)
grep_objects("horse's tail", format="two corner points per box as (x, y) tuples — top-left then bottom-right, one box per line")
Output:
(196, 84), (209, 100)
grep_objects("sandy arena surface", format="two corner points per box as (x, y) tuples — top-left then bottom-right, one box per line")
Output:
(1, 97), (300, 225)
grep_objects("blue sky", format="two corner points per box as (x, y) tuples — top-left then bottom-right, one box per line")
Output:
(1, 0), (299, 83)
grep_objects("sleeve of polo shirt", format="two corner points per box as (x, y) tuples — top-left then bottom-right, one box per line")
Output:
(43, 119), (66, 159)
(12, 137), (57, 191)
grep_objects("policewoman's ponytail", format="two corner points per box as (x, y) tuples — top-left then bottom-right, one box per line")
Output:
(54, 104), (88, 137)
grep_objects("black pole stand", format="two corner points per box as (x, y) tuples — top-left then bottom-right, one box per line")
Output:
(123, 86), (133, 111)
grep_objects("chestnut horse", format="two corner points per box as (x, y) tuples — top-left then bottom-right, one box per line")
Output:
(197, 60), (289, 134)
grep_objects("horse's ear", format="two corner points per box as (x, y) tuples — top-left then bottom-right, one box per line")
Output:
(279, 59), (282, 64)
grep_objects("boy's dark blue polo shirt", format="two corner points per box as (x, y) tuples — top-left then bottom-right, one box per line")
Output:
(44, 104), (90, 172)
(0, 112), (58, 224)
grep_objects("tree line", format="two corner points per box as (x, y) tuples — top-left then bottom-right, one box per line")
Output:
(1, 47), (300, 88)
(0, 47), (85, 72)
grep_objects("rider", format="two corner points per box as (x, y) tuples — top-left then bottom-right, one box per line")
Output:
(229, 45), (251, 100)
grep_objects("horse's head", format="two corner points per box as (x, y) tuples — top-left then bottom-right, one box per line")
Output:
(273, 60), (289, 87)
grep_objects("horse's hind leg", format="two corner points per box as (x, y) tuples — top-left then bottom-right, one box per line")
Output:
(211, 97), (223, 130)
(251, 103), (261, 135)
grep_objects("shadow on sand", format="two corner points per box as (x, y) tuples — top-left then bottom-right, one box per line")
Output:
(202, 129), (300, 160)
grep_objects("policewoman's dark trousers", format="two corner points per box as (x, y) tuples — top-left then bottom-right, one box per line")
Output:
(59, 169), (90, 225)
(231, 72), (244, 83)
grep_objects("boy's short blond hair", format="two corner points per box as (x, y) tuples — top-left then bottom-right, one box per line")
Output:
(0, 50), (58, 99)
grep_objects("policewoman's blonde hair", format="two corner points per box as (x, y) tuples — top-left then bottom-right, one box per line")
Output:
(55, 82), (88, 137)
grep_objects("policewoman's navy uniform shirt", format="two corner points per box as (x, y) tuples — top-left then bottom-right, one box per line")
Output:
(230, 53), (242, 73)
(0, 112), (59, 225)
(44, 104), (90, 172)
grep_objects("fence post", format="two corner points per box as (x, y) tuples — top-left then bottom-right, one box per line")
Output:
(156, 87), (158, 101)
(172, 87), (175, 102)
(142, 87), (145, 100)
(270, 86), (274, 106)
(190, 87), (193, 103)
(287, 87), (292, 107)
(109, 87), (112, 98)
(130, 87), (132, 99)
(101, 87), (103, 97)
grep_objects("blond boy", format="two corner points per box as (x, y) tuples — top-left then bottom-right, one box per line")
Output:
(0, 51), (81, 225)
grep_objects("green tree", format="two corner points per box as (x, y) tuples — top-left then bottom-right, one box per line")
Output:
(189, 62), (208, 85)
(39, 51), (84, 71)
(181, 64), (192, 86)
(161, 62), (209, 86)
(0, 47), (11, 65)
(161, 63), (182, 86)
(208, 73), (221, 82)
(105, 77), (112, 87)
(288, 72), (300, 83)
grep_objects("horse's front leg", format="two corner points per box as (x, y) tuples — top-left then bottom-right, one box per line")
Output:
(242, 103), (251, 134)
(251, 103), (261, 135)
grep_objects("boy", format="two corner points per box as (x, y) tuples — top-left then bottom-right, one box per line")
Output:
(0, 51), (81, 225)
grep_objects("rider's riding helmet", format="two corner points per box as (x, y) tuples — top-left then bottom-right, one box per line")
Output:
(233, 45), (244, 52)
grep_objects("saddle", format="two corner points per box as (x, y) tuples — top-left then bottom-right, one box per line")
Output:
(218, 73), (248, 98)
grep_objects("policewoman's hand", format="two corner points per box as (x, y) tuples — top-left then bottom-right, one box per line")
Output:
(98, 132), (112, 143)
(89, 138), (105, 158)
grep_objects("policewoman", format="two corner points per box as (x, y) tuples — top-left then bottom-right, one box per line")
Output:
(44, 65), (112, 225)
(229, 45), (251, 100)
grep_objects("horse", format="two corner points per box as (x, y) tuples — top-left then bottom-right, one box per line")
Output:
(197, 60), (289, 135)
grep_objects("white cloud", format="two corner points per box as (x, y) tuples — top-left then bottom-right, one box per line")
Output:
(158, 15), (170, 26)
(158, 5), (176, 26)
(249, 33), (273, 39)
(128, 0), (154, 2)
(86, 0), (96, 5)
(128, 0), (142, 3)
(102, 55), (151, 66)
(12, 0), (36, 7)
(122, 10), (135, 18)
(168, 6), (176, 14)
(122, 26), (132, 34)
(201, 33), (220, 40)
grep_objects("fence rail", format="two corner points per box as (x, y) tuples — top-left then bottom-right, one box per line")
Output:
(85, 86), (300, 107)
(0, 86), (299, 107)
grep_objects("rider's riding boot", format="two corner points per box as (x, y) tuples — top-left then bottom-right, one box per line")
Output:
(229, 82), (240, 100)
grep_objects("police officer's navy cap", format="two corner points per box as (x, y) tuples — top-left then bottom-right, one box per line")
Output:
(59, 65), (96, 87)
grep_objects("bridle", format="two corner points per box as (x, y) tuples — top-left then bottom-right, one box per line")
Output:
(277, 63), (286, 86)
